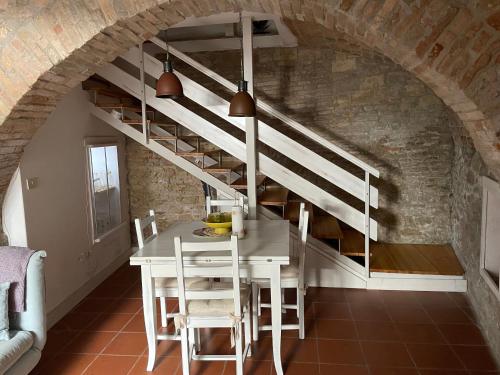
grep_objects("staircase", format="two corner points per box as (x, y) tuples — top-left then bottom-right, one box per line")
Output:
(84, 37), (466, 292)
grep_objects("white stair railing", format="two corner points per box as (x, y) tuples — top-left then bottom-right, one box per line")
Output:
(95, 62), (378, 239)
(122, 46), (378, 208)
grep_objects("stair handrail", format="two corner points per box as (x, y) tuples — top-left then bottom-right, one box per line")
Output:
(149, 37), (379, 178)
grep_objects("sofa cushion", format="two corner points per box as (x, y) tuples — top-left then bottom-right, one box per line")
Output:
(0, 282), (9, 341)
(0, 330), (33, 373)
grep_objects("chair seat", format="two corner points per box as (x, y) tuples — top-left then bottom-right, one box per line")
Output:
(187, 284), (250, 317)
(0, 331), (33, 374)
(252, 258), (299, 285)
(155, 277), (206, 289)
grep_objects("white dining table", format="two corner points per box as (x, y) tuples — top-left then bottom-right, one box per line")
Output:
(129, 219), (290, 374)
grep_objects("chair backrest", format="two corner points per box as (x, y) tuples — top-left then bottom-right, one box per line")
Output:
(134, 209), (158, 249)
(174, 235), (242, 317)
(206, 196), (245, 215)
(297, 206), (310, 289)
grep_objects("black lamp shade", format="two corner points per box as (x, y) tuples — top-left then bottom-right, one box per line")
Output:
(229, 80), (256, 117)
(156, 60), (183, 99)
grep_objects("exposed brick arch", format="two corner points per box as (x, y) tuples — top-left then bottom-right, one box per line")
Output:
(1, 0), (499, 203)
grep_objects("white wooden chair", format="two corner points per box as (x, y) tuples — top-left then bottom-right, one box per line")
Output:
(135, 210), (203, 335)
(251, 203), (310, 340)
(174, 235), (252, 375)
(206, 196), (245, 215)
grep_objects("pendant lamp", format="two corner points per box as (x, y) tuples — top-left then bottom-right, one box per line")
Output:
(229, 14), (256, 117)
(156, 30), (183, 99)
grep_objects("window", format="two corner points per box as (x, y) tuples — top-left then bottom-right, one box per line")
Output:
(480, 176), (500, 300)
(87, 144), (122, 240)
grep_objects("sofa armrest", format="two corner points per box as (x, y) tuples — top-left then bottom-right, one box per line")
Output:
(9, 251), (47, 351)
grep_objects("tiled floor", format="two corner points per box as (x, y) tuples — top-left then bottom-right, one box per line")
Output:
(32, 264), (499, 374)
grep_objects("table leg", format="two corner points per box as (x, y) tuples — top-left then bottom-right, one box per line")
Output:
(270, 265), (283, 375)
(141, 265), (157, 371)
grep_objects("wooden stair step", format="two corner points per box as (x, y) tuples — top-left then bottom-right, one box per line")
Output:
(97, 104), (153, 113)
(122, 119), (150, 125)
(176, 151), (205, 157)
(258, 187), (289, 206)
(203, 161), (244, 173)
(311, 215), (343, 240)
(340, 229), (366, 256)
(230, 175), (267, 189)
(150, 135), (177, 141)
(85, 87), (130, 99)
(284, 200), (313, 223)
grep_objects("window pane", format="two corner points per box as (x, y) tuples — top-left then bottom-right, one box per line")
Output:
(89, 145), (121, 238)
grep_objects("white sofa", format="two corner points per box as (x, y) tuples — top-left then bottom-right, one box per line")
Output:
(0, 251), (47, 375)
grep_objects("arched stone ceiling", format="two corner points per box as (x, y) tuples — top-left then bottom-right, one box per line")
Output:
(0, 0), (499, 200)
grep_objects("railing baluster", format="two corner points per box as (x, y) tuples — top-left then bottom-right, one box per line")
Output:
(139, 42), (148, 144)
(364, 171), (370, 279)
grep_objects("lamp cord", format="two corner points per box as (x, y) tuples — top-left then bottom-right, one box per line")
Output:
(239, 12), (244, 81)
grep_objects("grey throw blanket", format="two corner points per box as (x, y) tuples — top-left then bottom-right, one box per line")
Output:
(0, 247), (35, 312)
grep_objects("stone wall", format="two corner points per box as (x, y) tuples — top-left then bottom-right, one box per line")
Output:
(126, 138), (205, 242)
(177, 45), (455, 243)
(450, 118), (500, 364)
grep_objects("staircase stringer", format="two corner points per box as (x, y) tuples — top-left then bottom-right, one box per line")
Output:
(89, 103), (244, 200)
(96, 63), (378, 239)
(122, 47), (379, 208)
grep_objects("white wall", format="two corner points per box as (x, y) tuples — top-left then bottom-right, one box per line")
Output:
(2, 167), (28, 246)
(18, 86), (131, 315)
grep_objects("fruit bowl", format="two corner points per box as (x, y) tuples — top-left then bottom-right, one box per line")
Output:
(202, 212), (232, 234)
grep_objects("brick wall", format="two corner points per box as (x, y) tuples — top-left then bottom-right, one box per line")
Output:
(166, 45), (455, 243)
(450, 117), (500, 365)
(126, 138), (205, 238)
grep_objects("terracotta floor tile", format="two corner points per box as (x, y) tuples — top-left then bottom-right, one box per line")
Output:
(406, 343), (464, 369)
(313, 301), (352, 319)
(418, 370), (468, 375)
(82, 354), (138, 374)
(63, 331), (116, 354)
(313, 319), (358, 340)
(44, 329), (80, 355)
(380, 291), (420, 307)
(355, 321), (399, 342)
(350, 304), (391, 322)
(178, 360), (225, 375)
(361, 341), (413, 368)
(448, 293), (470, 308)
(273, 361), (319, 375)
(103, 332), (147, 355)
(307, 287), (346, 302)
(344, 289), (384, 306)
(156, 338), (182, 357)
(129, 355), (180, 374)
(198, 333), (235, 356)
(52, 312), (100, 331)
(452, 345), (499, 371)
(86, 313), (135, 332)
(73, 298), (116, 314)
(369, 367), (419, 375)
(281, 338), (318, 363)
(36, 353), (96, 375)
(413, 291), (454, 307)
(425, 307), (472, 324)
(123, 313), (146, 332)
(396, 323), (445, 344)
(387, 305), (433, 324)
(438, 324), (485, 345)
(107, 298), (143, 314)
(317, 339), (365, 365)
(319, 364), (369, 374)
(223, 359), (272, 375)
(251, 336), (274, 361)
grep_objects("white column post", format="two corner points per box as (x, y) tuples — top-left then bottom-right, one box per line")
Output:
(242, 15), (257, 219)
(139, 42), (149, 144)
(364, 171), (370, 279)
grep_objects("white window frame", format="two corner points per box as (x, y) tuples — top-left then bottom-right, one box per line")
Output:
(480, 176), (500, 300)
(84, 137), (125, 244)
